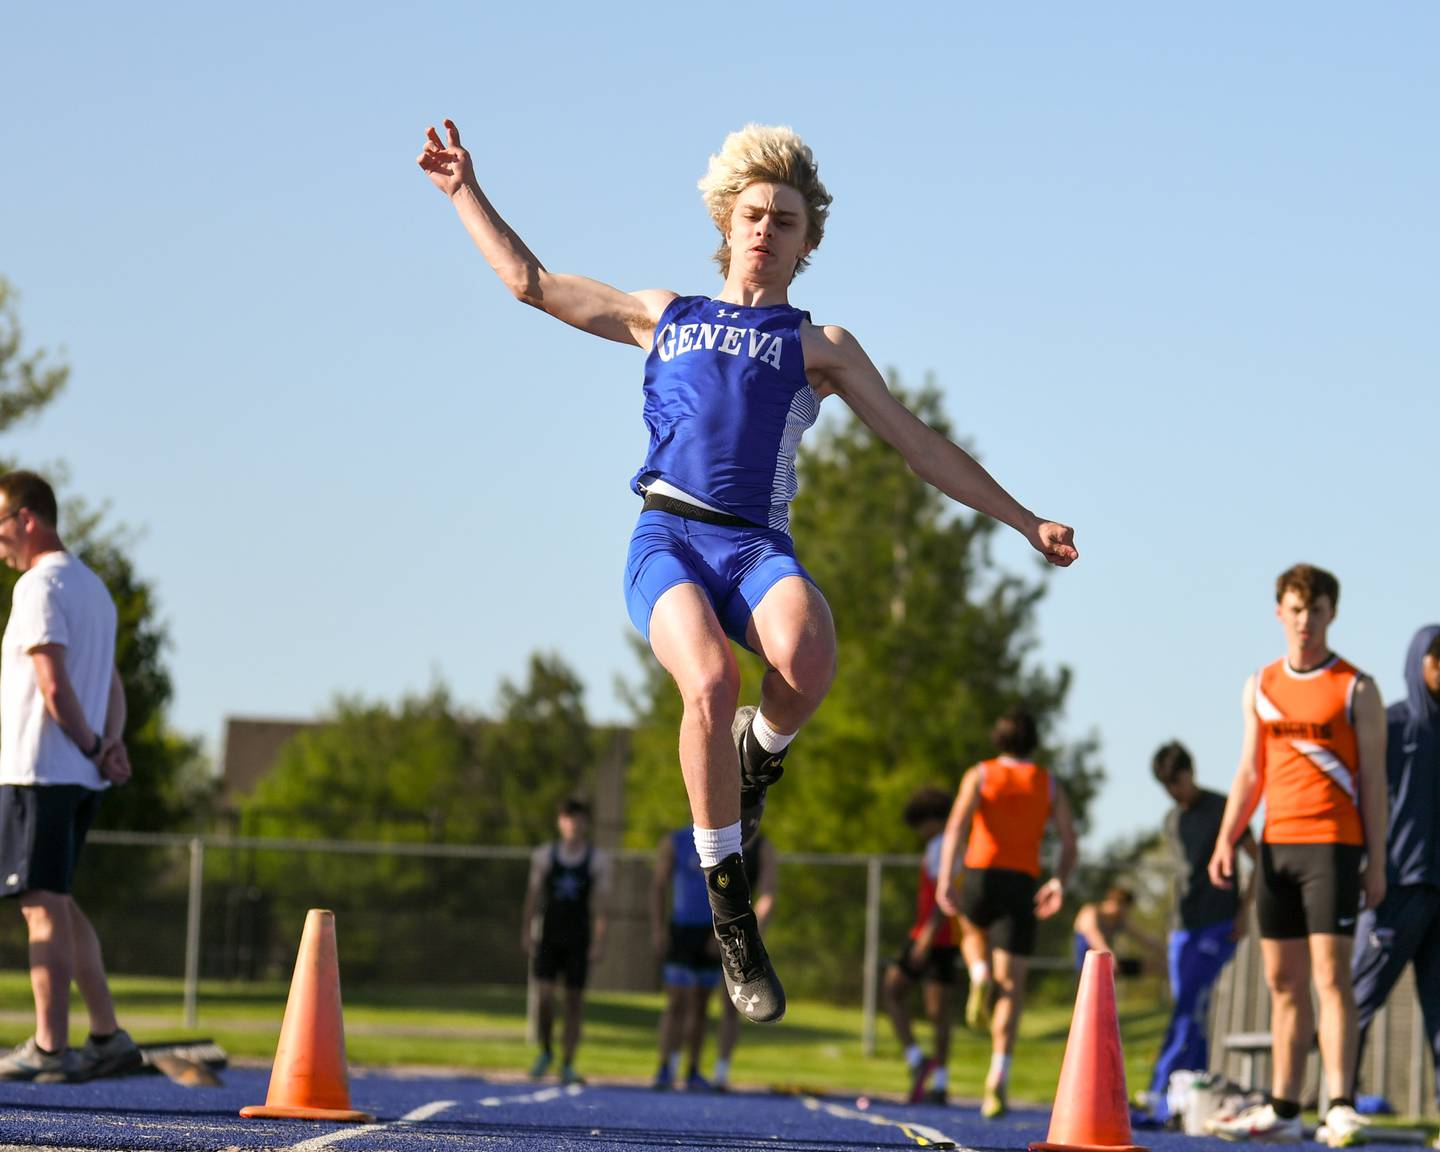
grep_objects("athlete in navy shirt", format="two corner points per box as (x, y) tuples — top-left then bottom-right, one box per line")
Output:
(420, 119), (1078, 1024)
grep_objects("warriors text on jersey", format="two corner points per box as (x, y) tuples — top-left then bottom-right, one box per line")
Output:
(1255, 655), (1364, 846)
(631, 296), (820, 534)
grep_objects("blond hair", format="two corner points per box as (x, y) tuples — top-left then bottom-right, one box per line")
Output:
(698, 124), (832, 279)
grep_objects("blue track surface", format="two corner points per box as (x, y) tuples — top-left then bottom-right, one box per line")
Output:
(0, 1070), (1428, 1151)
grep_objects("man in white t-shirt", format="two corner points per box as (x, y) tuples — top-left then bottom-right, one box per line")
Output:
(0, 471), (140, 1084)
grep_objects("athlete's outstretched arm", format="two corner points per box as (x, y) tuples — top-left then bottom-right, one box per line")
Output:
(802, 325), (1077, 567)
(418, 119), (674, 346)
(935, 768), (981, 918)
(1208, 675), (1265, 890)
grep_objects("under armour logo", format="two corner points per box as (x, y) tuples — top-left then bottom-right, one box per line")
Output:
(716, 308), (742, 319)
(732, 991), (758, 1014)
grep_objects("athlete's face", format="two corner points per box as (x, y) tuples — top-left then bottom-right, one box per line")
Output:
(728, 183), (811, 283)
(1423, 653), (1440, 700)
(1276, 590), (1335, 661)
(556, 811), (588, 845)
(1161, 769), (1199, 807)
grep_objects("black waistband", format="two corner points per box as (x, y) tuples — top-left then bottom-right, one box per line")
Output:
(642, 491), (756, 528)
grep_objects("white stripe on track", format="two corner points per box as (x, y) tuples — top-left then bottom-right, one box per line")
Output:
(478, 1083), (584, 1107)
(802, 1095), (961, 1149)
(287, 1099), (456, 1151)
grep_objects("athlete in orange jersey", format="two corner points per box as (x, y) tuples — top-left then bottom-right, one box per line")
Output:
(936, 708), (1077, 1119)
(1207, 564), (1387, 1146)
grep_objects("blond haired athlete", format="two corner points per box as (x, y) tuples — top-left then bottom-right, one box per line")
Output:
(1207, 565), (1387, 1146)
(420, 119), (1077, 1023)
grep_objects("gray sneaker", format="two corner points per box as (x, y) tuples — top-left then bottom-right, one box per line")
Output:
(0, 1036), (81, 1083)
(76, 1029), (143, 1080)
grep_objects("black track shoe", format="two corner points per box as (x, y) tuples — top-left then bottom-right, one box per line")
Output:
(704, 852), (785, 1023)
(733, 706), (787, 847)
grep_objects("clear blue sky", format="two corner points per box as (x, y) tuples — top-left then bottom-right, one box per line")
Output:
(3, 3), (1436, 850)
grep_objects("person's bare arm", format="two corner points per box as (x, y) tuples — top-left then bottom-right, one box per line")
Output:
(419, 119), (675, 346)
(589, 850), (612, 961)
(1209, 675), (1265, 890)
(751, 838), (779, 928)
(936, 768), (982, 917)
(650, 836), (673, 958)
(1074, 904), (1111, 951)
(1039, 783), (1079, 919)
(30, 645), (105, 761)
(1354, 677), (1388, 912)
(521, 847), (548, 954)
(802, 324), (1076, 567)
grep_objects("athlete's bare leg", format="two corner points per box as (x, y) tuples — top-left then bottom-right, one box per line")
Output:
(923, 980), (953, 1068)
(745, 577), (837, 735)
(883, 964), (918, 1050)
(649, 583), (743, 827)
(960, 919), (990, 976)
(1310, 933), (1358, 1101)
(1262, 937), (1314, 1101)
(989, 950), (1028, 1087)
(561, 986), (584, 1067)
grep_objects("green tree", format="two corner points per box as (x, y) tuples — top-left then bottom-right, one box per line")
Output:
(0, 278), (206, 833)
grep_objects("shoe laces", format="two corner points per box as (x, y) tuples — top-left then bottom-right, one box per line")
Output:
(718, 923), (763, 982)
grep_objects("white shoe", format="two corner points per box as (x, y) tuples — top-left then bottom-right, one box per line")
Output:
(1207, 1102), (1303, 1143)
(1320, 1104), (1367, 1147)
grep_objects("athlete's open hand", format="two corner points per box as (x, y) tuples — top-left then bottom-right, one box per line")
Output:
(417, 119), (474, 198)
(1034, 877), (1064, 920)
(1030, 520), (1078, 568)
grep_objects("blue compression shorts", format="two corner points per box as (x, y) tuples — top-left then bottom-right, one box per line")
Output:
(624, 509), (816, 650)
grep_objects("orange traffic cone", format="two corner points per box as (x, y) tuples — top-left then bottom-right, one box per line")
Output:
(241, 909), (374, 1123)
(1030, 950), (1145, 1152)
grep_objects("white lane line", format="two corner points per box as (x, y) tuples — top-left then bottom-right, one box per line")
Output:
(802, 1096), (961, 1149)
(288, 1099), (456, 1151)
(478, 1083), (584, 1107)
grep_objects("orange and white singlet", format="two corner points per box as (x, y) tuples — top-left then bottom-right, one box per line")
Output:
(963, 757), (1053, 877)
(1255, 655), (1364, 846)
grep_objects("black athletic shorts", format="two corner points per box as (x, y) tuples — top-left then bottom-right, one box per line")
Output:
(0, 784), (101, 898)
(1257, 841), (1364, 939)
(532, 934), (590, 989)
(959, 867), (1039, 956)
(892, 943), (959, 985)
(664, 922), (722, 987)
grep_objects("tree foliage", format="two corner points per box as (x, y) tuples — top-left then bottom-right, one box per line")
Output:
(0, 277), (206, 834)
(623, 377), (1104, 855)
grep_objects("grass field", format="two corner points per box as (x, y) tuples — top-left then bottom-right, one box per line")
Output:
(0, 971), (1172, 1103)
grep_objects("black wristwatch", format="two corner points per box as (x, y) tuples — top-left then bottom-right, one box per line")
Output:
(85, 732), (103, 760)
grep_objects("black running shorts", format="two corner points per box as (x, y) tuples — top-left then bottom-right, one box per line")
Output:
(532, 935), (590, 989)
(959, 867), (1039, 956)
(1257, 841), (1364, 939)
(0, 784), (101, 898)
(891, 943), (959, 985)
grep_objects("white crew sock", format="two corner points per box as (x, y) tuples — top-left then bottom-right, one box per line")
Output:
(751, 711), (795, 754)
(970, 960), (991, 984)
(693, 823), (743, 868)
(712, 1056), (731, 1083)
(904, 1043), (925, 1070)
(988, 1052), (1011, 1088)
(667, 1051), (681, 1078)
(931, 1066), (949, 1090)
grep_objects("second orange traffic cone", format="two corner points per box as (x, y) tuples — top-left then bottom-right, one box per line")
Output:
(241, 908), (374, 1123)
(1030, 950), (1145, 1152)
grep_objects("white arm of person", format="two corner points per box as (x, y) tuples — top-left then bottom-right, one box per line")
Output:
(935, 768), (981, 917)
(1208, 674), (1265, 890)
(418, 119), (675, 347)
(801, 324), (1077, 567)
(1038, 783), (1079, 919)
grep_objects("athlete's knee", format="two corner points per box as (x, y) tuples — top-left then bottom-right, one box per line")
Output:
(675, 658), (742, 722)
